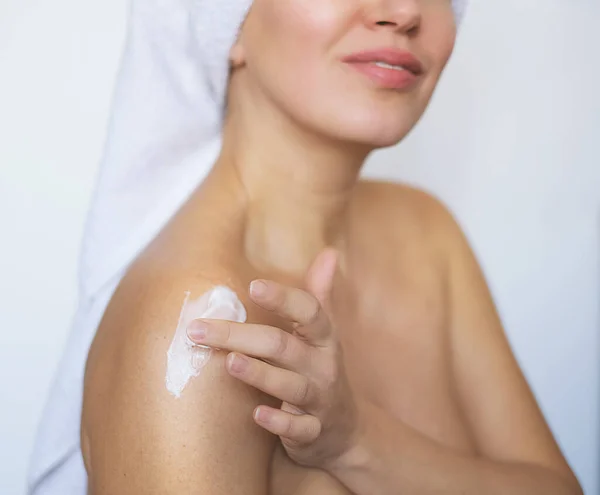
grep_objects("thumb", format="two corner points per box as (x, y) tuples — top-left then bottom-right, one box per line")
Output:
(305, 247), (339, 308)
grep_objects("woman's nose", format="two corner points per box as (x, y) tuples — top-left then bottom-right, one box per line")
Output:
(363, 0), (422, 34)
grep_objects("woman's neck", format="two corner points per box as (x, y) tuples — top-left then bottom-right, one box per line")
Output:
(211, 109), (370, 280)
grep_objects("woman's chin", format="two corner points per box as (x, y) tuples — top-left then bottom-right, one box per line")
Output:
(337, 126), (413, 150)
(370, 132), (410, 149)
(321, 113), (417, 149)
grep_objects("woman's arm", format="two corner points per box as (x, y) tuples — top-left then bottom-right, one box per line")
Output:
(326, 197), (582, 495)
(328, 402), (581, 495)
(81, 265), (277, 494)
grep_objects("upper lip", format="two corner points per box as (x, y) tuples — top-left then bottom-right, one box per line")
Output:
(341, 47), (424, 75)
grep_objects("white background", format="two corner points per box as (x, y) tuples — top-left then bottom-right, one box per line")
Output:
(1, 0), (598, 494)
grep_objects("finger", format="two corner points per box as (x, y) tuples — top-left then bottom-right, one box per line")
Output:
(249, 279), (320, 327)
(253, 405), (321, 445)
(305, 248), (338, 308)
(187, 319), (309, 370)
(226, 353), (315, 407)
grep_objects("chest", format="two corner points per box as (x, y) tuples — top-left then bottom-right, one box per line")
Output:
(269, 249), (476, 495)
(331, 248), (457, 428)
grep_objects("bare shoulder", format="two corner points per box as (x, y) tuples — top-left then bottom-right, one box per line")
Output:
(82, 254), (275, 494)
(354, 179), (464, 251)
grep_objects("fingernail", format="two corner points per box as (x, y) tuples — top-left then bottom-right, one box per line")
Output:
(254, 407), (269, 424)
(187, 321), (209, 341)
(250, 280), (268, 298)
(228, 353), (248, 373)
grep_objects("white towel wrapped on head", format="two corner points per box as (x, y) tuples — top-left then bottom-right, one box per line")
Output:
(28, 1), (468, 493)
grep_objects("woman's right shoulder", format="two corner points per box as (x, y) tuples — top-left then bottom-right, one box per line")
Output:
(81, 254), (275, 494)
(88, 249), (243, 358)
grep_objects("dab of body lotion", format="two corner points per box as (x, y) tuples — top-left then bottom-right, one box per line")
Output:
(165, 286), (247, 398)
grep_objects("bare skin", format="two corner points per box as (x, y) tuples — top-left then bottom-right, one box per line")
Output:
(82, 1), (581, 493)
(82, 173), (579, 494)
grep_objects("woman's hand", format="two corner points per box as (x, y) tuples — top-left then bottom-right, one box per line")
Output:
(186, 248), (360, 469)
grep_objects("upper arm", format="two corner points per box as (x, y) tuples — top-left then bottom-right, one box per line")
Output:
(427, 197), (577, 482)
(82, 268), (277, 494)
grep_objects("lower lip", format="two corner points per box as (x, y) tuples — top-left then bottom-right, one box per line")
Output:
(345, 62), (419, 90)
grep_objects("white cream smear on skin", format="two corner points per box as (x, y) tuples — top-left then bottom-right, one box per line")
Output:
(165, 286), (247, 398)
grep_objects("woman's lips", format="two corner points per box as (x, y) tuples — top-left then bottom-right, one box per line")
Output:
(345, 61), (419, 90)
(341, 47), (424, 90)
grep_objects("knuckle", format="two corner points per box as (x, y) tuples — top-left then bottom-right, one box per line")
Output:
(284, 415), (296, 438)
(273, 330), (290, 358)
(292, 379), (311, 405)
(303, 295), (321, 325)
(222, 321), (234, 345)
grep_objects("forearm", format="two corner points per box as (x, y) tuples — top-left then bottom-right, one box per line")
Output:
(326, 405), (582, 495)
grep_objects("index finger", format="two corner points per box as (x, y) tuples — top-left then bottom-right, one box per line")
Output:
(187, 319), (309, 371)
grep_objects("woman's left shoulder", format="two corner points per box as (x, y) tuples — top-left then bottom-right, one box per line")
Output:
(354, 179), (464, 243)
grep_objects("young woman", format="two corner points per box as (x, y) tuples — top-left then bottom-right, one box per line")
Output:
(31, 1), (583, 494)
